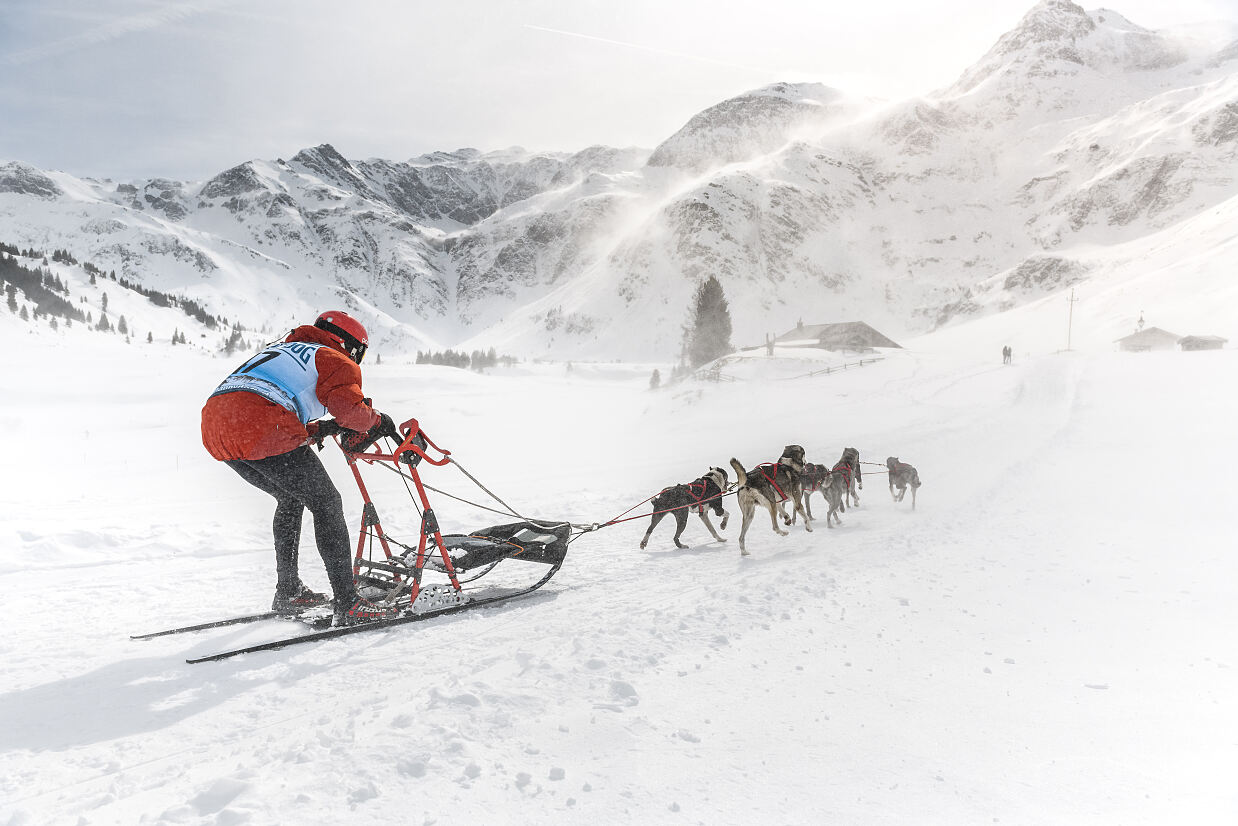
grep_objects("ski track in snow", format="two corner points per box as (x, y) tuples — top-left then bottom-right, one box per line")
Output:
(1, 332), (1237, 825)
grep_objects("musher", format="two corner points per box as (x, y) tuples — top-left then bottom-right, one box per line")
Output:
(201, 310), (397, 626)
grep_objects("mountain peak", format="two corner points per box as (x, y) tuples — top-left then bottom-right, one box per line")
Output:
(288, 143), (382, 201)
(0, 161), (62, 199)
(647, 82), (847, 171)
(198, 161), (270, 200)
(290, 143), (358, 177)
(948, 0), (1190, 98)
(1010, 0), (1096, 48)
(949, 0), (1093, 95)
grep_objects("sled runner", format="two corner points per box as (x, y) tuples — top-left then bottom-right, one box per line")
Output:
(134, 418), (571, 662)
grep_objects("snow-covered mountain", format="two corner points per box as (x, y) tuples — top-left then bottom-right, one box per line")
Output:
(2, 0), (1236, 359)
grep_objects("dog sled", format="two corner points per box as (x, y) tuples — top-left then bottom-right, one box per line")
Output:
(135, 418), (572, 662)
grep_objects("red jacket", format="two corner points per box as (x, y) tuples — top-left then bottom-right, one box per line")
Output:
(201, 325), (379, 461)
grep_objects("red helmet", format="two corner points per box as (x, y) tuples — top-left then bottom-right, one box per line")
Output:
(314, 310), (369, 364)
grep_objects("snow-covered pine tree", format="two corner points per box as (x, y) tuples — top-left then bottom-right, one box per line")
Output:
(222, 328), (244, 355)
(685, 276), (733, 368)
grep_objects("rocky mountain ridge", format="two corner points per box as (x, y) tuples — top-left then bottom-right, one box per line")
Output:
(1, 0), (1236, 359)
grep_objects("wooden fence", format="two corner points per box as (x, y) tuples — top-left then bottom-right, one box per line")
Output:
(691, 354), (885, 383)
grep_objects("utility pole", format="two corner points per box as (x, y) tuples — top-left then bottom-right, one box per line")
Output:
(1066, 288), (1079, 351)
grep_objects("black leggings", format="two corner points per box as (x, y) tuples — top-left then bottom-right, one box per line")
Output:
(225, 446), (355, 601)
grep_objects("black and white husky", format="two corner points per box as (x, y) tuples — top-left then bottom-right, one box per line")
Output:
(639, 468), (730, 550)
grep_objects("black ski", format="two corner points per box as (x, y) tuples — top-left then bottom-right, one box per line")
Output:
(187, 600), (473, 663)
(186, 563), (563, 664)
(131, 611), (284, 640)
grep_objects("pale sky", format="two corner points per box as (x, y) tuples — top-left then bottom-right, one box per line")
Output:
(1, 0), (1235, 181)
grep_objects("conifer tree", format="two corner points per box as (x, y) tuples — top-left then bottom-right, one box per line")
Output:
(117, 315), (128, 335)
(223, 328), (244, 355)
(685, 276), (734, 368)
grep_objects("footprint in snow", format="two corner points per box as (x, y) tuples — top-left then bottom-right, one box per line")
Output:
(429, 687), (482, 708)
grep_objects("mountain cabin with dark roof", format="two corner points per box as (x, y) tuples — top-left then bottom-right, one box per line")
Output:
(773, 321), (901, 352)
(1114, 327), (1180, 352)
(1178, 335), (1227, 351)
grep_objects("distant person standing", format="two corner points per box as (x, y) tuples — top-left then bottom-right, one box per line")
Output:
(1002, 345), (1011, 364)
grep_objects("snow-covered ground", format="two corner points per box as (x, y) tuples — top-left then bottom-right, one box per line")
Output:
(2, 320), (1236, 825)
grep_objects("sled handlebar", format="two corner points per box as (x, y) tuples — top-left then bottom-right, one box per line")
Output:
(345, 417), (452, 468)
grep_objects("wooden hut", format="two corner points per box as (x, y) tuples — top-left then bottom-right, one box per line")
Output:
(774, 321), (901, 352)
(1178, 335), (1227, 351)
(1114, 327), (1180, 352)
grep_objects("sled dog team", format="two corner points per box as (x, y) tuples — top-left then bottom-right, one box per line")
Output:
(641, 446), (922, 555)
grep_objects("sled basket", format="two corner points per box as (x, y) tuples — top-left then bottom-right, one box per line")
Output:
(420, 520), (571, 572)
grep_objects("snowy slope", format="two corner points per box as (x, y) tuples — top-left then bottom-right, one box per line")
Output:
(2, 303), (1237, 824)
(3, 1), (1237, 361)
(3, 2), (1238, 821)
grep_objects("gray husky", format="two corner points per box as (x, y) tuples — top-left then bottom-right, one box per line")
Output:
(885, 457), (921, 509)
(833, 447), (863, 509)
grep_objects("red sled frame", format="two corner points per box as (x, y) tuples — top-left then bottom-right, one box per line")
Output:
(338, 417), (462, 607)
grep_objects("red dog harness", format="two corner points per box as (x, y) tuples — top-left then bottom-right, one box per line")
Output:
(755, 463), (789, 503)
(801, 462), (827, 493)
(660, 477), (718, 514)
(688, 479), (711, 513)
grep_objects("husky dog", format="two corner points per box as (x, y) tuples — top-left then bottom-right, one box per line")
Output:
(886, 457), (921, 509)
(639, 468), (730, 550)
(797, 462), (831, 524)
(832, 447), (863, 510)
(728, 445), (811, 555)
(816, 468), (845, 528)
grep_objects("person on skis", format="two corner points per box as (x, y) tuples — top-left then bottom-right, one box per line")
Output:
(200, 310), (397, 626)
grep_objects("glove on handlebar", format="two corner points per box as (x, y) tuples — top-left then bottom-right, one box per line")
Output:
(309, 419), (348, 449)
(340, 410), (399, 453)
(376, 412), (399, 441)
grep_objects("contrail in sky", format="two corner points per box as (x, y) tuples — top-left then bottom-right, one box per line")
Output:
(523, 24), (785, 75)
(3, 0), (240, 67)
